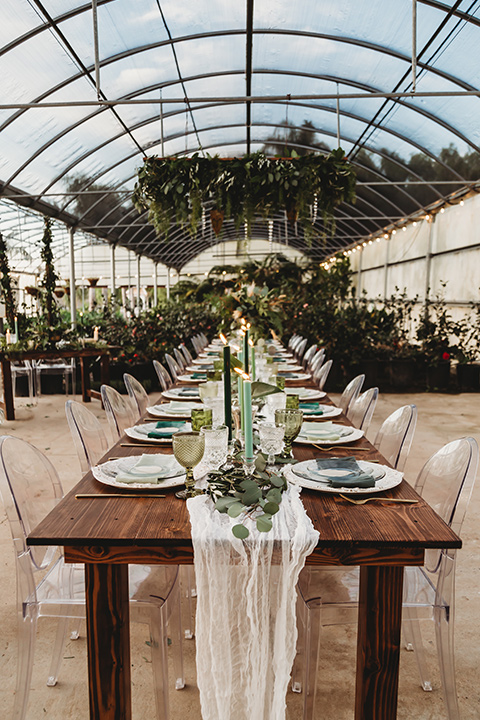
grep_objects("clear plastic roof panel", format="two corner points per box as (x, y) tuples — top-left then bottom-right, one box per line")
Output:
(0, 0), (479, 268)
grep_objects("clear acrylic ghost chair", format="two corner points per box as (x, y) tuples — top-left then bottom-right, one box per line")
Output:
(295, 338), (308, 361)
(346, 387), (379, 432)
(173, 347), (187, 371)
(11, 360), (37, 406)
(338, 374), (365, 413)
(309, 349), (325, 373)
(295, 436), (478, 720)
(302, 344), (317, 369)
(374, 404), (417, 472)
(179, 343), (193, 366)
(100, 384), (137, 441)
(199, 332), (208, 346)
(123, 372), (149, 418)
(153, 360), (173, 391)
(0, 434), (185, 720)
(65, 400), (109, 473)
(34, 357), (76, 397)
(314, 359), (333, 390)
(191, 335), (202, 356)
(288, 334), (299, 350)
(165, 353), (182, 382)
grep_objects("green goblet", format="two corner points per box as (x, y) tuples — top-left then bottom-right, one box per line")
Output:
(274, 408), (304, 458)
(191, 408), (213, 431)
(285, 393), (299, 409)
(173, 431), (205, 499)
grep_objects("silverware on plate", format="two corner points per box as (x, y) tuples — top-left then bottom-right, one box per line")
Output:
(339, 495), (418, 505)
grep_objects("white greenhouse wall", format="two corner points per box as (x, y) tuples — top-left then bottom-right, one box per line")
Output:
(350, 193), (480, 307)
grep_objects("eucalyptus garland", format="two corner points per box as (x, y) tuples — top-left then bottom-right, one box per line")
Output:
(0, 231), (16, 326)
(133, 149), (356, 242)
(39, 217), (61, 330)
(206, 453), (289, 538)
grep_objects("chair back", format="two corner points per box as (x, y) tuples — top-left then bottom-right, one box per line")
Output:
(100, 384), (137, 440)
(374, 405), (417, 471)
(165, 353), (182, 381)
(309, 349), (325, 373)
(314, 359), (333, 390)
(347, 387), (378, 431)
(302, 344), (317, 369)
(180, 343), (193, 366)
(415, 437), (478, 573)
(338, 374), (365, 412)
(123, 373), (149, 418)
(173, 347), (187, 370)
(65, 400), (109, 474)
(295, 338), (308, 361)
(0, 435), (62, 571)
(153, 360), (173, 391)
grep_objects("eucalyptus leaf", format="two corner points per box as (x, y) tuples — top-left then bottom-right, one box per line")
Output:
(266, 488), (282, 504)
(256, 515), (273, 532)
(227, 502), (245, 518)
(232, 524), (250, 539)
(270, 475), (285, 488)
(251, 381), (283, 398)
(255, 454), (267, 472)
(263, 502), (280, 515)
(215, 497), (237, 513)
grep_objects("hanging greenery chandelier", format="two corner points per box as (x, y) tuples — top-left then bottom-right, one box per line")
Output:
(133, 149), (356, 242)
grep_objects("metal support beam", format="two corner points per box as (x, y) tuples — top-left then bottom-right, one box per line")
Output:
(92, 0), (101, 99)
(153, 263), (158, 306)
(412, 0), (417, 92)
(110, 244), (115, 298)
(68, 226), (76, 329)
(136, 254), (141, 314)
(166, 267), (171, 300)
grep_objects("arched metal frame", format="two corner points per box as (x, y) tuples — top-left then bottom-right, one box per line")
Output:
(1, 0), (479, 270)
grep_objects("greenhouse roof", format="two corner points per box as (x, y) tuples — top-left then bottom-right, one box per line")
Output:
(1, 0), (480, 270)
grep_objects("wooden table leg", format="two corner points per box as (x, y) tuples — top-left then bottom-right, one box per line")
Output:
(355, 565), (404, 720)
(80, 356), (91, 402)
(1, 357), (15, 420)
(85, 563), (131, 720)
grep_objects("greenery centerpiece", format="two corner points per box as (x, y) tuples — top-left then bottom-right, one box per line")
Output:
(133, 150), (356, 242)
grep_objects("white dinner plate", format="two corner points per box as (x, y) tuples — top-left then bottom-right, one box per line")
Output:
(300, 404), (342, 419)
(282, 372), (312, 381)
(125, 422), (191, 444)
(192, 357), (217, 365)
(177, 373), (207, 383)
(92, 455), (186, 490)
(162, 387), (201, 400)
(186, 364), (214, 372)
(294, 423), (364, 445)
(285, 387), (326, 400)
(284, 460), (403, 495)
(147, 402), (203, 418)
(277, 364), (304, 372)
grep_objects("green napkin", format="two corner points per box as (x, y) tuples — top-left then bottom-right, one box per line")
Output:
(115, 454), (183, 484)
(278, 372), (298, 378)
(191, 372), (207, 379)
(300, 402), (324, 415)
(294, 457), (376, 488)
(176, 388), (200, 396)
(300, 421), (343, 442)
(148, 420), (186, 438)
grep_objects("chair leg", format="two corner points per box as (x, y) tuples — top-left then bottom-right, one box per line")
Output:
(46, 616), (70, 686)
(168, 582), (185, 690)
(292, 594), (307, 693)
(12, 612), (37, 720)
(181, 565), (195, 639)
(434, 605), (460, 720)
(149, 609), (170, 720)
(69, 617), (82, 640)
(402, 611), (432, 691)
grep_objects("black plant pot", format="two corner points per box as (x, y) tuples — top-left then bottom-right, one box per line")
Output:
(426, 361), (451, 391)
(388, 359), (423, 391)
(456, 363), (480, 392)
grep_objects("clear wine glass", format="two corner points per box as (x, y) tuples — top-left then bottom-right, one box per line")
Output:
(172, 431), (205, 498)
(274, 408), (303, 458)
(258, 422), (285, 466)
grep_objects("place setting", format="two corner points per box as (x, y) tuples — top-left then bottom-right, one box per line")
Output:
(91, 453), (187, 491)
(147, 400), (204, 418)
(294, 420), (364, 445)
(162, 386), (202, 400)
(124, 419), (191, 444)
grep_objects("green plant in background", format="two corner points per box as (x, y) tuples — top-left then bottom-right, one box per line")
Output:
(0, 231), (17, 326)
(416, 284), (459, 365)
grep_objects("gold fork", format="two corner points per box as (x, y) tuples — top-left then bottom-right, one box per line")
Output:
(339, 495), (418, 505)
(312, 444), (370, 452)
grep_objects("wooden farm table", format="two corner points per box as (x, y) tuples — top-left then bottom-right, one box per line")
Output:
(27, 391), (461, 720)
(0, 346), (113, 420)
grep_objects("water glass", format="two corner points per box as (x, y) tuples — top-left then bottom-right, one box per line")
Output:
(274, 408), (303, 458)
(199, 381), (219, 403)
(258, 422), (285, 466)
(286, 393), (299, 409)
(172, 431), (205, 498)
(201, 424), (229, 471)
(191, 408), (213, 431)
(264, 391), (286, 422)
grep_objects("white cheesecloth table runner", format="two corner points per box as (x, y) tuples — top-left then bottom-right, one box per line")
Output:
(187, 485), (319, 720)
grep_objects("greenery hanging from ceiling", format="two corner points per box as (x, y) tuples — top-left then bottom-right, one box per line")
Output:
(133, 149), (356, 242)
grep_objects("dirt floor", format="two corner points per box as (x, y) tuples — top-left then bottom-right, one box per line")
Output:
(0, 391), (478, 719)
